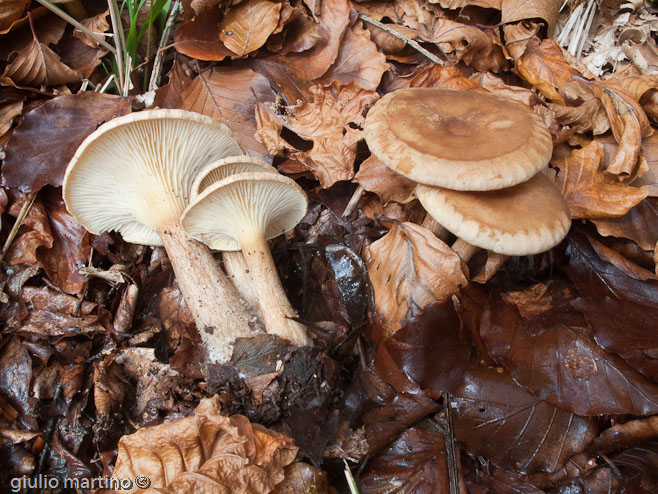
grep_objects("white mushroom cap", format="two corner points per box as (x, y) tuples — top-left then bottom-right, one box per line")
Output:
(416, 173), (571, 256)
(182, 172), (307, 249)
(191, 156), (277, 199)
(63, 109), (245, 246)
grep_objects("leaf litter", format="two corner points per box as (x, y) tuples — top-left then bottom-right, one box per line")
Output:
(1, 0), (658, 493)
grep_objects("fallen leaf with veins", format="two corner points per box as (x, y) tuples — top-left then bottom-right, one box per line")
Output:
(113, 395), (297, 494)
(451, 366), (597, 474)
(219, 0), (282, 57)
(255, 81), (378, 187)
(2, 38), (81, 86)
(551, 140), (648, 219)
(318, 20), (389, 91)
(367, 222), (468, 339)
(593, 198), (658, 250)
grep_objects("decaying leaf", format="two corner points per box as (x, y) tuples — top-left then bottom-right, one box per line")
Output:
(366, 222), (468, 338)
(219, 0), (282, 57)
(0, 0), (29, 32)
(113, 395), (298, 494)
(500, 0), (561, 36)
(73, 10), (110, 49)
(551, 140), (648, 219)
(481, 288), (658, 416)
(2, 92), (131, 192)
(451, 366), (597, 474)
(174, 10), (237, 61)
(318, 20), (389, 91)
(593, 198), (658, 250)
(255, 81), (378, 187)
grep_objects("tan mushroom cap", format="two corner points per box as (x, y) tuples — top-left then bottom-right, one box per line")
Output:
(63, 109), (245, 246)
(191, 156), (277, 199)
(416, 173), (571, 256)
(181, 172), (307, 250)
(364, 88), (553, 191)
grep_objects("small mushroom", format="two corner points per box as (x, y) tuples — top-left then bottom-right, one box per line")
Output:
(363, 87), (553, 191)
(182, 172), (310, 346)
(416, 173), (572, 259)
(63, 109), (262, 363)
(190, 156), (278, 320)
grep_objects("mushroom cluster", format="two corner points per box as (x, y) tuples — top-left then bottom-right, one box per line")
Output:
(363, 87), (571, 265)
(64, 109), (310, 364)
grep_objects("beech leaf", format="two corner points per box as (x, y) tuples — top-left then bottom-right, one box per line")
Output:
(552, 140), (648, 219)
(113, 396), (298, 494)
(2, 38), (81, 86)
(2, 92), (131, 192)
(219, 0), (282, 57)
(366, 222), (468, 339)
(451, 366), (597, 474)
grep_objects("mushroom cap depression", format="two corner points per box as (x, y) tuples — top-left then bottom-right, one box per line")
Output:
(363, 88), (553, 191)
(191, 156), (277, 198)
(416, 173), (571, 256)
(63, 109), (245, 246)
(182, 172), (307, 250)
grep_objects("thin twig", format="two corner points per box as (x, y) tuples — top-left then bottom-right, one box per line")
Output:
(442, 394), (460, 494)
(107, 0), (127, 94)
(34, 0), (116, 53)
(357, 12), (445, 66)
(149, 0), (181, 91)
(342, 184), (364, 219)
(0, 192), (37, 264)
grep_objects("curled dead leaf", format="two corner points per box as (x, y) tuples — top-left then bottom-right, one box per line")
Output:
(551, 140), (648, 219)
(355, 155), (416, 205)
(255, 81), (378, 187)
(113, 395), (298, 494)
(366, 222), (468, 339)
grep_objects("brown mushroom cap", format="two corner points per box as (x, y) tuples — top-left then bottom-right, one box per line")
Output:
(364, 88), (553, 191)
(416, 173), (571, 255)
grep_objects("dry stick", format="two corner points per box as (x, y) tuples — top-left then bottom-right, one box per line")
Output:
(342, 184), (364, 218)
(34, 0), (116, 53)
(357, 12), (445, 66)
(148, 0), (181, 91)
(0, 192), (37, 264)
(107, 0), (127, 94)
(443, 393), (460, 494)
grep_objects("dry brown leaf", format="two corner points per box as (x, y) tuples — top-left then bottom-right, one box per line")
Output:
(423, 20), (508, 73)
(618, 73), (658, 121)
(619, 26), (658, 75)
(255, 81), (378, 187)
(156, 65), (276, 160)
(514, 38), (582, 104)
(318, 20), (389, 91)
(266, 3), (322, 55)
(0, 0), (29, 32)
(355, 155), (416, 205)
(366, 222), (468, 338)
(593, 198), (658, 251)
(432, 0), (501, 8)
(73, 10), (109, 48)
(472, 72), (541, 107)
(501, 0), (561, 36)
(552, 140), (648, 219)
(550, 83), (610, 135)
(264, 0), (350, 82)
(588, 81), (653, 178)
(219, 0), (282, 57)
(174, 10), (236, 61)
(113, 395), (298, 494)
(409, 64), (481, 90)
(2, 38), (81, 86)
(588, 234), (658, 282)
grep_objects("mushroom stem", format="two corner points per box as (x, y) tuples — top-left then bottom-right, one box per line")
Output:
(240, 235), (310, 346)
(420, 214), (451, 242)
(158, 219), (260, 362)
(451, 238), (480, 263)
(222, 250), (264, 321)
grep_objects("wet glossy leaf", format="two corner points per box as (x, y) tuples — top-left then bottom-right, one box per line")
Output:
(451, 366), (597, 474)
